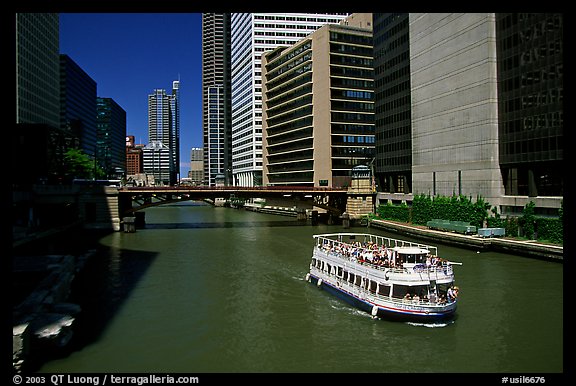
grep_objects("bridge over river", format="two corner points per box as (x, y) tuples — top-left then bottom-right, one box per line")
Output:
(119, 185), (351, 215)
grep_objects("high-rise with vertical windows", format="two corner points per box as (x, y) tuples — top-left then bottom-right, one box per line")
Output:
(60, 54), (97, 157)
(16, 13), (60, 129)
(496, 13), (563, 203)
(231, 13), (349, 186)
(202, 13), (231, 186)
(146, 81), (180, 185)
(96, 97), (126, 177)
(373, 13), (412, 194)
(262, 13), (374, 187)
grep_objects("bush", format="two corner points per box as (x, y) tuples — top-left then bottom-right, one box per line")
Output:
(377, 202), (410, 222)
(410, 194), (489, 228)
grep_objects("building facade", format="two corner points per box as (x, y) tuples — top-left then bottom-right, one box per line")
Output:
(189, 147), (204, 185)
(373, 13), (412, 194)
(262, 13), (374, 188)
(16, 13), (60, 129)
(142, 141), (172, 186)
(202, 13), (232, 186)
(495, 13), (563, 214)
(60, 54), (97, 157)
(126, 135), (144, 176)
(147, 81), (180, 185)
(230, 13), (350, 186)
(96, 97), (126, 178)
(373, 13), (563, 215)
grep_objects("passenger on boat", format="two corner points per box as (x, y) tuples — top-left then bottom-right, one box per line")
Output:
(447, 286), (459, 302)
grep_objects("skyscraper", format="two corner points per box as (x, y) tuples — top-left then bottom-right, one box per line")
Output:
(146, 81), (180, 185)
(202, 13), (231, 186)
(96, 97), (126, 177)
(16, 13), (60, 128)
(230, 13), (349, 186)
(60, 54), (97, 157)
(496, 13), (563, 201)
(373, 13), (412, 194)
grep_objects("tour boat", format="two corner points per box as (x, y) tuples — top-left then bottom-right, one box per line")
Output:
(306, 233), (460, 322)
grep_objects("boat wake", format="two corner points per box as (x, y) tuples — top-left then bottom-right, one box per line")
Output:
(405, 321), (453, 328)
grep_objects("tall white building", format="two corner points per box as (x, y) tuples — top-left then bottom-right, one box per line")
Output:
(230, 13), (349, 186)
(146, 80), (180, 185)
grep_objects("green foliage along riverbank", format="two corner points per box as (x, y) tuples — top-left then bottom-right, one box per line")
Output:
(376, 194), (563, 245)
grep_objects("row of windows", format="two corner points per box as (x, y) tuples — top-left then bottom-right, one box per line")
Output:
(331, 89), (373, 101)
(332, 135), (375, 145)
(254, 15), (346, 22)
(267, 63), (312, 91)
(375, 124), (411, 141)
(266, 73), (312, 100)
(267, 160), (314, 173)
(265, 41), (312, 72)
(267, 95), (313, 120)
(500, 89), (563, 114)
(373, 15), (408, 47)
(267, 127), (313, 146)
(267, 105), (312, 127)
(267, 116), (313, 137)
(500, 113), (563, 134)
(330, 54), (373, 68)
(331, 112), (373, 123)
(332, 146), (374, 158)
(375, 64), (409, 85)
(331, 123), (374, 135)
(267, 137), (313, 154)
(331, 100), (374, 112)
(331, 65), (373, 80)
(266, 51), (312, 83)
(268, 171), (313, 183)
(267, 84), (312, 107)
(268, 149), (313, 164)
(329, 31), (372, 46)
(375, 94), (410, 114)
(330, 43), (372, 57)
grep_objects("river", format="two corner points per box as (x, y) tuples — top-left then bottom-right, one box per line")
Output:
(38, 202), (563, 374)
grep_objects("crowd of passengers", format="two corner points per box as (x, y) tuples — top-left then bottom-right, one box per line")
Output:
(321, 240), (449, 269)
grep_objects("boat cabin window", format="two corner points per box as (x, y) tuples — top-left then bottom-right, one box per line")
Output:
(394, 247), (429, 265)
(348, 273), (355, 284)
(392, 284), (430, 299)
(378, 284), (391, 296)
(369, 280), (378, 294)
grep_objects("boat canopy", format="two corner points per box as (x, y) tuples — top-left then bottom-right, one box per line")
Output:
(393, 246), (429, 255)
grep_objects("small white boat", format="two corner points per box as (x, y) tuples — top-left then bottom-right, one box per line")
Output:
(306, 233), (460, 322)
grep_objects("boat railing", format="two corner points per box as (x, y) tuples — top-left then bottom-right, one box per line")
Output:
(327, 275), (457, 309)
(313, 247), (454, 280)
(313, 233), (437, 256)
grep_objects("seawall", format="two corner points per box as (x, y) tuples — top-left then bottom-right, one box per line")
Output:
(369, 219), (562, 262)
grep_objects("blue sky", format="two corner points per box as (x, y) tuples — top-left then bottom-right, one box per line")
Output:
(59, 13), (203, 177)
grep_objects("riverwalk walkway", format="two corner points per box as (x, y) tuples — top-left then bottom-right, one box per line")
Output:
(369, 219), (563, 262)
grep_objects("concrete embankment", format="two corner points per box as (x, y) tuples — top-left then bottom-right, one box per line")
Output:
(369, 219), (563, 262)
(12, 249), (96, 372)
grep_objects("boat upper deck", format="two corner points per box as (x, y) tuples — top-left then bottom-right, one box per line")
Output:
(312, 233), (455, 280)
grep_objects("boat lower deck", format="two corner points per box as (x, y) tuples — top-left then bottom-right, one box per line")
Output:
(308, 273), (456, 322)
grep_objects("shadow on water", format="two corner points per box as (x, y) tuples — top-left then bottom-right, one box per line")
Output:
(16, 230), (159, 372)
(145, 220), (308, 229)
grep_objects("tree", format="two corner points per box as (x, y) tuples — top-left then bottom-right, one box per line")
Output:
(63, 148), (105, 180)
